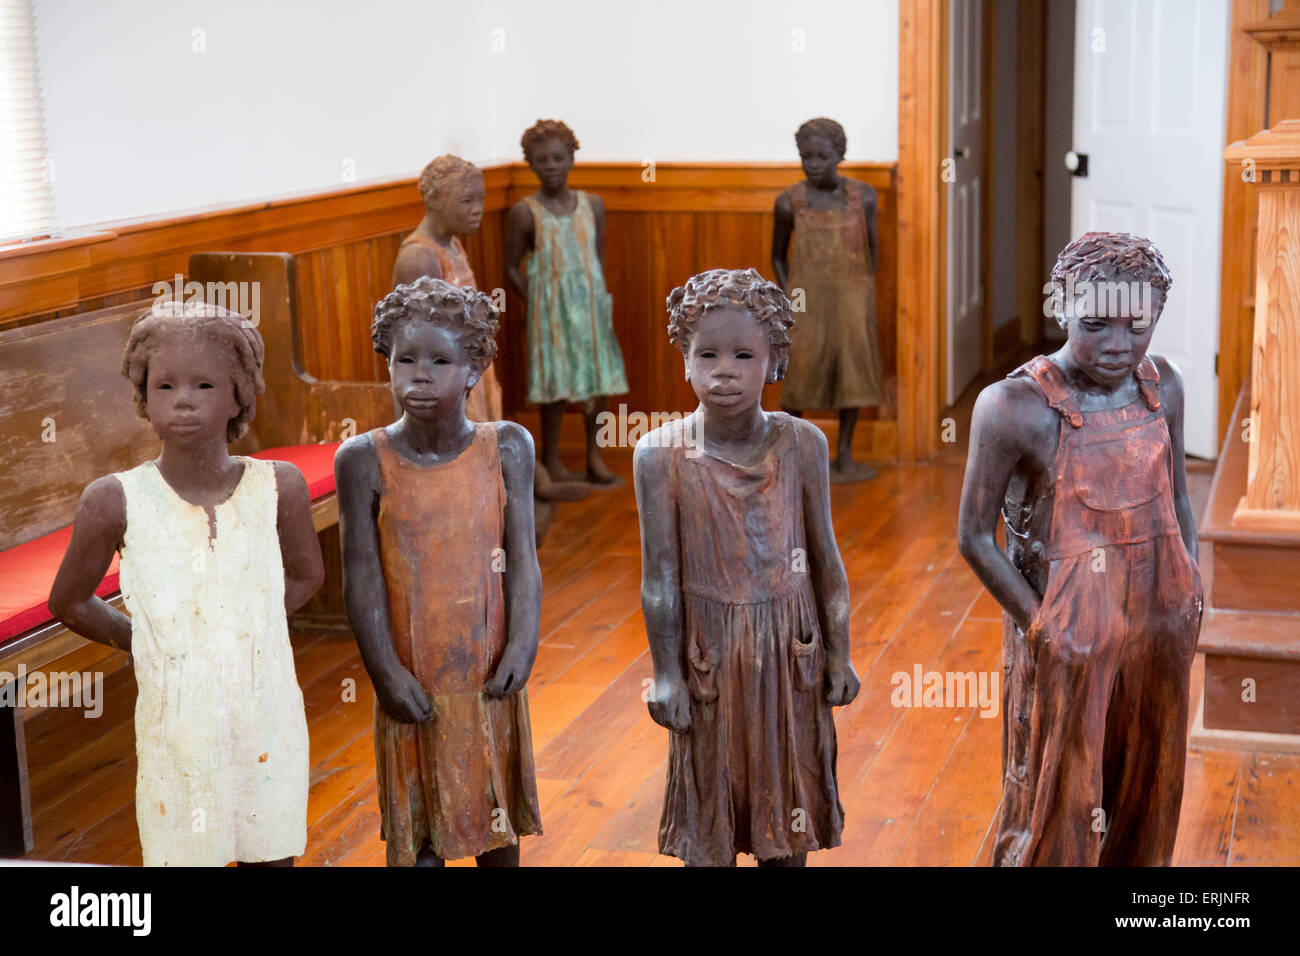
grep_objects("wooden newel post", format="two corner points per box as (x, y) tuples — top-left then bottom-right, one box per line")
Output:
(1224, 119), (1300, 533)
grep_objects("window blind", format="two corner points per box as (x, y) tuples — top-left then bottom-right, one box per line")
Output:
(0, 0), (54, 244)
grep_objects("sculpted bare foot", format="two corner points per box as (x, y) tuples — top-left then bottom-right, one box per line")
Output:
(830, 458), (877, 484)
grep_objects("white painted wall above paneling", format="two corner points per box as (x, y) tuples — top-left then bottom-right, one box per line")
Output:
(33, 0), (900, 229)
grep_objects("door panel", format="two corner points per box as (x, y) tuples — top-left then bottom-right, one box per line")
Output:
(946, 0), (985, 406)
(1071, 0), (1229, 459)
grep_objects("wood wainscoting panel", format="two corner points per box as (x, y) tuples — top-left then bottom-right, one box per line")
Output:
(3, 161), (899, 449)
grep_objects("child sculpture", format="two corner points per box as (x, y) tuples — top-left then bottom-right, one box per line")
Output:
(505, 118), (629, 488)
(772, 117), (883, 483)
(634, 267), (860, 867)
(335, 277), (543, 866)
(395, 154), (588, 544)
(393, 155), (501, 423)
(957, 232), (1203, 866)
(49, 301), (323, 867)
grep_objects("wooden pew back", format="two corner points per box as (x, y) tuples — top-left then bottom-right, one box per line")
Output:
(0, 301), (159, 551)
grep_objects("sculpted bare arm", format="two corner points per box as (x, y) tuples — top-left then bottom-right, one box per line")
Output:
(793, 418), (860, 706)
(957, 379), (1054, 632)
(1152, 354), (1197, 561)
(485, 422), (542, 698)
(634, 436), (690, 733)
(48, 476), (132, 652)
(392, 245), (444, 287)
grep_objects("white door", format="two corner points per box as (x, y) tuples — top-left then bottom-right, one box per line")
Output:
(946, 0), (984, 407)
(1070, 0), (1229, 459)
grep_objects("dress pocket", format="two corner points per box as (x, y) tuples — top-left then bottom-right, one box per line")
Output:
(685, 640), (718, 703)
(791, 631), (824, 692)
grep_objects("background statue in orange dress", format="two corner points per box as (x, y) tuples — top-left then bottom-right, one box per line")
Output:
(393, 155), (501, 423)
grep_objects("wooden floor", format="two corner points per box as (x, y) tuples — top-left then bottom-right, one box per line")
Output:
(20, 449), (1300, 867)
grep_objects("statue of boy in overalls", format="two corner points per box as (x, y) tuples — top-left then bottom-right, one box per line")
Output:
(957, 232), (1203, 866)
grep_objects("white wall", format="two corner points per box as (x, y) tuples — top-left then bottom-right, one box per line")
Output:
(34, 0), (899, 229)
(988, 0), (1019, 331)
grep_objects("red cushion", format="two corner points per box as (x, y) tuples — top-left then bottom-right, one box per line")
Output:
(250, 443), (340, 501)
(0, 526), (121, 644)
(0, 443), (340, 646)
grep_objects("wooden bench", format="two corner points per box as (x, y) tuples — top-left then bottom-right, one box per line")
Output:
(0, 252), (390, 855)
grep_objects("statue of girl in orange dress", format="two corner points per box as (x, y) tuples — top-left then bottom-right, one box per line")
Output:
(336, 277), (543, 866)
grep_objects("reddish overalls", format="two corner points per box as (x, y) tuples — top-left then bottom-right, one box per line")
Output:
(996, 355), (1203, 866)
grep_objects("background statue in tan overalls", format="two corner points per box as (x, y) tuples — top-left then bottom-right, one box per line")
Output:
(772, 117), (883, 483)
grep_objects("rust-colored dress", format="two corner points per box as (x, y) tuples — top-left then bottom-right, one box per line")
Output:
(370, 424), (541, 864)
(780, 178), (883, 410)
(996, 355), (1203, 866)
(396, 233), (503, 422)
(656, 412), (844, 866)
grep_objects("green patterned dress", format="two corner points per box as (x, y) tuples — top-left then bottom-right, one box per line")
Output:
(523, 191), (629, 404)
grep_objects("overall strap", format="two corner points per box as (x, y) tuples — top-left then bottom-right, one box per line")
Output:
(788, 181), (809, 212)
(1012, 356), (1084, 428)
(841, 177), (863, 206)
(1134, 355), (1162, 411)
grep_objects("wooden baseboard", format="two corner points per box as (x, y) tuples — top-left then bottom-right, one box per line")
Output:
(1190, 694), (1300, 754)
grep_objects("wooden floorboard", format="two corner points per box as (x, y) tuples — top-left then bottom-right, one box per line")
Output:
(16, 449), (1295, 866)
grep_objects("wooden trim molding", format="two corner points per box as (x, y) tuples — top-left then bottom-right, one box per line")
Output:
(897, 0), (945, 460)
(1216, 0), (1300, 445)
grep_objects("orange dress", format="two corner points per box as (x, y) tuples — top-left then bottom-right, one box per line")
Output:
(396, 233), (503, 422)
(370, 424), (540, 864)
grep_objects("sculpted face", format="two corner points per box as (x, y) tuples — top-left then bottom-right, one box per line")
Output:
(798, 133), (841, 189)
(684, 305), (773, 415)
(1062, 268), (1161, 388)
(388, 319), (478, 420)
(434, 169), (485, 235)
(526, 136), (574, 192)
(144, 330), (241, 446)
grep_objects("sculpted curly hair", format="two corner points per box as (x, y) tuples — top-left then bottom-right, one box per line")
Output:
(795, 117), (847, 159)
(666, 268), (796, 382)
(521, 118), (580, 161)
(122, 300), (266, 442)
(417, 154), (481, 208)
(1048, 231), (1172, 329)
(372, 275), (499, 371)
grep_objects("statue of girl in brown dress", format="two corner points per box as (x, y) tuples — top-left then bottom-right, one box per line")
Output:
(772, 117), (883, 483)
(634, 268), (861, 867)
(335, 277), (543, 866)
(958, 233), (1203, 866)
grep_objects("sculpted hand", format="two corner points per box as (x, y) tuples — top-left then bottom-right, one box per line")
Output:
(485, 643), (535, 699)
(824, 658), (861, 707)
(376, 666), (434, 723)
(647, 674), (692, 733)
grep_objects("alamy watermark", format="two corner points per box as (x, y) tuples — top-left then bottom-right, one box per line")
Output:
(595, 403), (702, 458)
(0, 664), (103, 718)
(890, 663), (999, 718)
(1042, 277), (1154, 328)
(152, 273), (260, 328)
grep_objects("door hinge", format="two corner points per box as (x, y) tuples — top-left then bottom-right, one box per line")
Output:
(1215, 352), (1219, 375)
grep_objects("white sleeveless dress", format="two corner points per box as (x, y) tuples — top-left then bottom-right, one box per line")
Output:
(115, 457), (309, 866)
